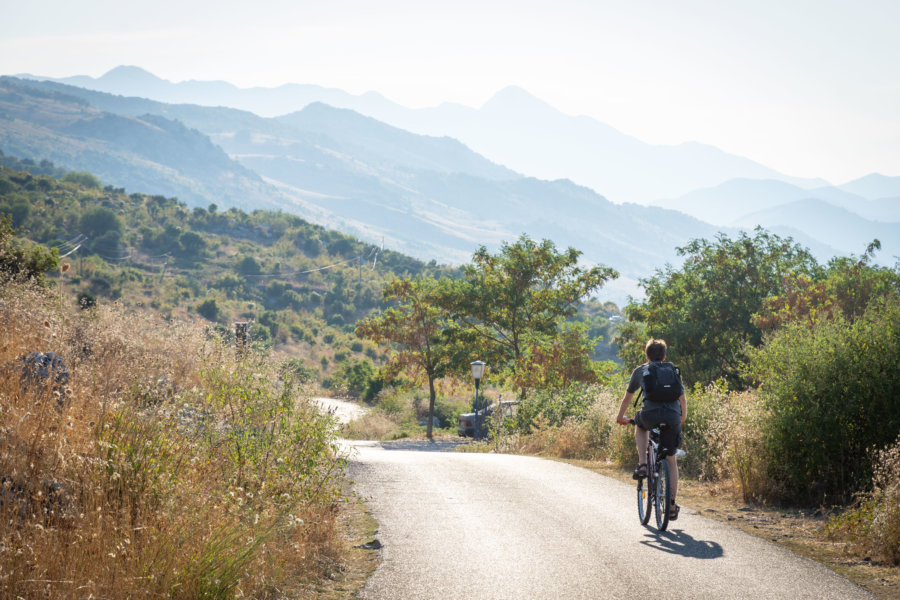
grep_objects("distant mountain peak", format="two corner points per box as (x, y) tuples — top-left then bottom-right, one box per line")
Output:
(100, 65), (166, 84)
(482, 86), (555, 112)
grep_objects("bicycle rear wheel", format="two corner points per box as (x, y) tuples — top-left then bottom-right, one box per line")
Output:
(637, 478), (651, 525)
(654, 457), (672, 531)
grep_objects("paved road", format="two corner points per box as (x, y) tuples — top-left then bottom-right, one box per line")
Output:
(313, 397), (367, 425)
(348, 441), (874, 600)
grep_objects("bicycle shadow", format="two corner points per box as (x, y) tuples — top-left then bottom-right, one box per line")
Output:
(640, 528), (724, 559)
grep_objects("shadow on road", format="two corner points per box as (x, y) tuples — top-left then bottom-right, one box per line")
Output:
(640, 528), (724, 559)
(380, 439), (471, 452)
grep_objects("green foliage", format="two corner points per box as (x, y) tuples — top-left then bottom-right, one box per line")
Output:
(623, 228), (819, 387)
(196, 297), (219, 322)
(515, 383), (597, 432)
(0, 194), (31, 227)
(279, 358), (317, 383)
(0, 157), (458, 381)
(325, 358), (379, 400)
(754, 241), (899, 331)
(443, 235), (618, 395)
(179, 230), (207, 255)
(236, 255), (261, 275)
(62, 170), (103, 189)
(79, 205), (123, 239)
(746, 295), (900, 504)
(356, 276), (464, 432)
(0, 215), (59, 284)
(201, 364), (342, 499)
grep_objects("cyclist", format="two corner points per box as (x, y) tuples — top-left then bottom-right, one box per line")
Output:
(616, 339), (687, 520)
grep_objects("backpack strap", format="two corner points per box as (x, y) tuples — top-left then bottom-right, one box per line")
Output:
(632, 387), (643, 408)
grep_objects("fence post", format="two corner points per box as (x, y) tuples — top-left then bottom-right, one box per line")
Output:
(234, 321), (250, 359)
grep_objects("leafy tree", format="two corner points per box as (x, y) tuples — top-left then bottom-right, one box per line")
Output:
(79, 206), (123, 240)
(237, 256), (262, 276)
(0, 195), (31, 228)
(753, 240), (899, 331)
(327, 359), (378, 400)
(356, 277), (462, 437)
(514, 323), (615, 391)
(442, 235), (618, 398)
(0, 215), (58, 284)
(622, 228), (818, 387)
(179, 231), (207, 256)
(196, 298), (220, 322)
(62, 171), (103, 189)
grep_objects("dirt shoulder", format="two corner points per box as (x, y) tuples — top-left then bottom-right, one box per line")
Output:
(569, 459), (900, 600)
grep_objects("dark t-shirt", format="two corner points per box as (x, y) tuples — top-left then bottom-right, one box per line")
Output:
(626, 363), (684, 415)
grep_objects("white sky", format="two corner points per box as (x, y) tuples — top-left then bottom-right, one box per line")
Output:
(2, 0), (899, 183)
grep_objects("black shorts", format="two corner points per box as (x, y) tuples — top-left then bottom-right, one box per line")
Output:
(634, 407), (682, 456)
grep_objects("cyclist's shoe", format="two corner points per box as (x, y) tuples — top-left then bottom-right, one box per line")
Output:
(632, 464), (648, 480)
(669, 502), (680, 521)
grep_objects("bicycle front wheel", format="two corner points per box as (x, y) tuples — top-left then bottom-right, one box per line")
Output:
(654, 457), (672, 531)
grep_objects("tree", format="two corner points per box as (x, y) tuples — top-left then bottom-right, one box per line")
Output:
(196, 298), (219, 322)
(0, 215), (58, 284)
(621, 228), (818, 387)
(356, 277), (462, 437)
(62, 171), (102, 189)
(442, 235), (618, 398)
(79, 206), (122, 238)
(753, 240), (899, 331)
(179, 231), (207, 256)
(237, 255), (262, 276)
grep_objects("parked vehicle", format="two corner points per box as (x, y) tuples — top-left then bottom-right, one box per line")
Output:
(457, 400), (518, 438)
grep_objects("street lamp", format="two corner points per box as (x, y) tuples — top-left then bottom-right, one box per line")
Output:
(470, 360), (486, 441)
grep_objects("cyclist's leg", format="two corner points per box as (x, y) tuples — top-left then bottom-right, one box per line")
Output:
(667, 453), (679, 502)
(635, 426), (649, 463)
(633, 412), (650, 476)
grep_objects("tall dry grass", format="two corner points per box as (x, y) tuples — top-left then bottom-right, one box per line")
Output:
(495, 388), (634, 462)
(493, 382), (776, 503)
(828, 436), (900, 565)
(0, 283), (347, 599)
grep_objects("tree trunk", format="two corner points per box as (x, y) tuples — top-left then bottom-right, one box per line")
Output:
(427, 375), (437, 439)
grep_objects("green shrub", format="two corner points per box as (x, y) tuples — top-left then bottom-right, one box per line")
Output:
(62, 170), (103, 189)
(325, 358), (377, 399)
(515, 383), (595, 432)
(196, 297), (219, 322)
(747, 295), (900, 504)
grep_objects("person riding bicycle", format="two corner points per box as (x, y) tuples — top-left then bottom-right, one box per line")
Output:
(616, 339), (687, 520)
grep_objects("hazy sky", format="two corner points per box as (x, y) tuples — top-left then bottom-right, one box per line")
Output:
(2, 0), (899, 183)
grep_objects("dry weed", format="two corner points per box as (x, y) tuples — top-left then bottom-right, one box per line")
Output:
(0, 282), (346, 599)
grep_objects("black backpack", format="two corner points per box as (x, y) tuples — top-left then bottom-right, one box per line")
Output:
(639, 361), (681, 403)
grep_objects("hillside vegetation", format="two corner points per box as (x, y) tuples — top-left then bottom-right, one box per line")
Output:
(0, 280), (348, 598)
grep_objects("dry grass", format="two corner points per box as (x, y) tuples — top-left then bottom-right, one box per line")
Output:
(0, 282), (348, 599)
(827, 437), (900, 566)
(341, 412), (403, 441)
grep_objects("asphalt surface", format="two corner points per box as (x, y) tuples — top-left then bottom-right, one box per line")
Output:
(313, 396), (368, 425)
(348, 440), (875, 600)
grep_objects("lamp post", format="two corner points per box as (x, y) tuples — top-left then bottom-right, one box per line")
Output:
(470, 360), (486, 441)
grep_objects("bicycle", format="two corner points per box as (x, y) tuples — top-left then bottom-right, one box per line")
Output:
(630, 420), (673, 531)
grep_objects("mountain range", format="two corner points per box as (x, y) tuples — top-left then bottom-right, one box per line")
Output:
(18, 66), (829, 203)
(4, 67), (899, 302)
